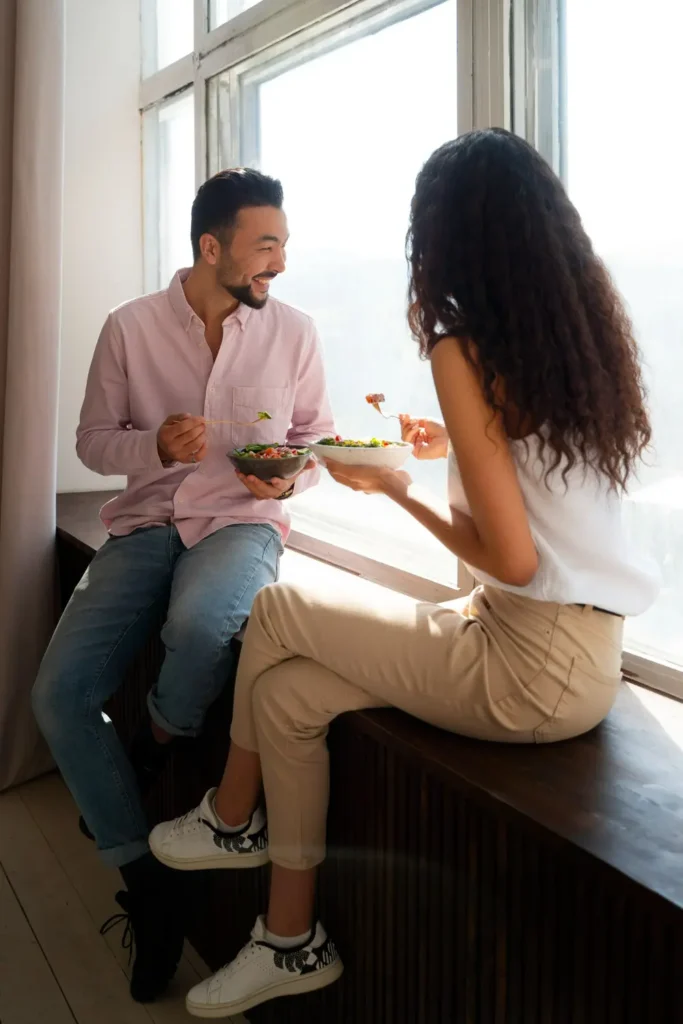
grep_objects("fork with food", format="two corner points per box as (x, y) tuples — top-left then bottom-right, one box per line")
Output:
(206, 411), (272, 427)
(365, 393), (401, 420)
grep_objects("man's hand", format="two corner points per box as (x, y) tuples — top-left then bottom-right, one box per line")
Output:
(157, 414), (207, 465)
(235, 459), (316, 500)
(399, 414), (449, 460)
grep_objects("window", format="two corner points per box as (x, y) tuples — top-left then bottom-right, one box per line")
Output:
(563, 0), (683, 674)
(210, 0), (262, 30)
(143, 90), (195, 291)
(141, 0), (194, 76)
(210, 0), (458, 584)
(139, 0), (683, 697)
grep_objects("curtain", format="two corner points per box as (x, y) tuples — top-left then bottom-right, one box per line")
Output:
(0, 0), (65, 789)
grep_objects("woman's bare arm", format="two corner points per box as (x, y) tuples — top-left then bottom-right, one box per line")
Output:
(382, 338), (539, 586)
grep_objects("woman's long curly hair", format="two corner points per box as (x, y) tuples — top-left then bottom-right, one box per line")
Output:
(407, 128), (651, 490)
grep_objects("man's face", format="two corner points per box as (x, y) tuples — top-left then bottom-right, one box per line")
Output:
(213, 206), (288, 309)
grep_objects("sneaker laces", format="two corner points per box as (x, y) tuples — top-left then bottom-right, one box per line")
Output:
(100, 890), (134, 966)
(171, 806), (203, 834)
(214, 938), (260, 981)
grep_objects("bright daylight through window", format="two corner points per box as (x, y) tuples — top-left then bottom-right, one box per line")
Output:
(212, 0), (459, 585)
(143, 90), (195, 291)
(565, 0), (683, 671)
(142, 0), (194, 75)
(211, 0), (262, 30)
(139, 0), (683, 693)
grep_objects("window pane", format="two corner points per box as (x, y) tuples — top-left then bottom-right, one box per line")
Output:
(144, 91), (195, 290)
(142, 0), (194, 76)
(214, 1), (458, 585)
(210, 0), (261, 30)
(566, 0), (683, 668)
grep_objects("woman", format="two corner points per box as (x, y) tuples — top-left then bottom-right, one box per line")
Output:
(149, 128), (658, 1018)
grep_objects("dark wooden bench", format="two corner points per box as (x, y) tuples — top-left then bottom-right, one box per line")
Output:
(56, 492), (683, 1024)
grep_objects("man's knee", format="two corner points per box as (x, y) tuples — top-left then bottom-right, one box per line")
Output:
(32, 653), (99, 740)
(32, 661), (70, 739)
(162, 602), (241, 658)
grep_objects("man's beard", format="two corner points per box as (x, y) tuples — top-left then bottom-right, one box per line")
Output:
(222, 275), (276, 310)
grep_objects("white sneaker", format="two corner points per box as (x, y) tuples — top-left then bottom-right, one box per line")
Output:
(185, 915), (343, 1018)
(149, 788), (269, 871)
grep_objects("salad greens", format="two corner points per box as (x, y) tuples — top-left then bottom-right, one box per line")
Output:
(232, 443), (310, 459)
(317, 436), (398, 449)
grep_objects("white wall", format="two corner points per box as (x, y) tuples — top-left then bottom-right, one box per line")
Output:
(58, 0), (142, 492)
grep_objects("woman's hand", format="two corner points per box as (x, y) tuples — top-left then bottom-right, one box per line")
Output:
(325, 460), (411, 495)
(399, 414), (449, 460)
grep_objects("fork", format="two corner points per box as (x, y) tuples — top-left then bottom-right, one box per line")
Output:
(366, 393), (401, 421)
(206, 412), (272, 427)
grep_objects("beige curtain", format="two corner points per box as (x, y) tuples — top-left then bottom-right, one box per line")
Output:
(0, 0), (65, 789)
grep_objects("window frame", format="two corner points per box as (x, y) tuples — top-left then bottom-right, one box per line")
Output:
(142, 87), (196, 293)
(139, 0), (495, 188)
(139, 0), (683, 700)
(205, 0), (474, 173)
(140, 0), (482, 604)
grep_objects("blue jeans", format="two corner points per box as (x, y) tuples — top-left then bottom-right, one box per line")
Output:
(32, 522), (282, 867)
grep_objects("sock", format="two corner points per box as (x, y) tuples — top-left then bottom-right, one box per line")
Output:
(211, 795), (249, 835)
(264, 926), (312, 950)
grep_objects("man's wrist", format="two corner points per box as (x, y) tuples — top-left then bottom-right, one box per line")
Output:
(275, 484), (295, 500)
(157, 442), (175, 468)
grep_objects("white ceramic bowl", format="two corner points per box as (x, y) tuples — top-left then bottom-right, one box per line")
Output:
(311, 440), (412, 470)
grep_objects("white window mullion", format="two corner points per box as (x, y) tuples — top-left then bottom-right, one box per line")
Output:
(141, 110), (161, 293)
(140, 0), (159, 79)
(456, 0), (474, 134)
(194, 69), (208, 188)
(509, 0), (563, 174)
(195, 0), (208, 46)
(470, 0), (506, 130)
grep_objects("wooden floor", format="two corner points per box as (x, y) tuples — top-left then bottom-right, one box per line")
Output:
(0, 773), (248, 1024)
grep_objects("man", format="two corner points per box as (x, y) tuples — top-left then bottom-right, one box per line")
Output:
(32, 169), (334, 1003)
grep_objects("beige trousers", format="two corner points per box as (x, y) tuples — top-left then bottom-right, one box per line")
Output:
(230, 579), (623, 870)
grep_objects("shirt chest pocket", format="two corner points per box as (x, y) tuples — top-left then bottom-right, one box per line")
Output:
(231, 386), (292, 449)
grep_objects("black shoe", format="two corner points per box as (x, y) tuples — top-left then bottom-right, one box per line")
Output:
(102, 853), (185, 1003)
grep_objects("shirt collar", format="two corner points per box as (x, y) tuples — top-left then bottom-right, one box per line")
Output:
(168, 268), (254, 333)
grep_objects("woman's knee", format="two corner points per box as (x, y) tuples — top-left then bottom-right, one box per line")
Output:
(251, 660), (328, 738)
(248, 581), (282, 629)
(249, 580), (304, 628)
(251, 666), (296, 724)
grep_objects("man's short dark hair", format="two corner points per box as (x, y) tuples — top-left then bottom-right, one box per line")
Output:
(190, 168), (284, 261)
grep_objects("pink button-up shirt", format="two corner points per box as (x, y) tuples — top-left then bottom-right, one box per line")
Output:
(77, 270), (335, 546)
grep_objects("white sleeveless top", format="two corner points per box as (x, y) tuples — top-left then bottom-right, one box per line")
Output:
(447, 437), (660, 616)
